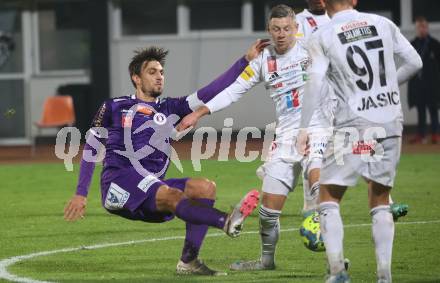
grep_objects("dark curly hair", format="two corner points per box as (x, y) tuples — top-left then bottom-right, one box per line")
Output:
(128, 46), (169, 88)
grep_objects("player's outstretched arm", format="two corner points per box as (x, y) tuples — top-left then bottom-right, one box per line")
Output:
(191, 39), (269, 105)
(63, 134), (103, 221)
(64, 194), (87, 221)
(177, 39), (268, 132)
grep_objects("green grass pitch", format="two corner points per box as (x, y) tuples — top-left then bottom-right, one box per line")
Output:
(1, 154), (439, 282)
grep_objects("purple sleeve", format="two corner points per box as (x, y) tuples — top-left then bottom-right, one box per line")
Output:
(76, 101), (111, 197)
(168, 97), (193, 118)
(197, 56), (249, 103)
(75, 143), (96, 197)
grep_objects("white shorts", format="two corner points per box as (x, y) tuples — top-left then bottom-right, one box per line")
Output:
(303, 108), (333, 173)
(320, 136), (401, 188)
(257, 139), (303, 195)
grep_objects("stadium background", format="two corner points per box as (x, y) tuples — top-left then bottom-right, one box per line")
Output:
(0, 1), (440, 282)
(1, 0), (440, 143)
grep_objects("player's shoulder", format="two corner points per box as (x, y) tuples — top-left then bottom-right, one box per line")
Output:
(358, 11), (396, 30)
(295, 9), (310, 21)
(157, 96), (173, 105)
(246, 45), (270, 69)
(103, 95), (136, 110)
(157, 96), (185, 108)
(111, 95), (133, 103)
(308, 22), (328, 43)
(295, 40), (309, 53)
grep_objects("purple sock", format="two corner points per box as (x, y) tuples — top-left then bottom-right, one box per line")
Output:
(180, 198), (214, 263)
(175, 198), (227, 230)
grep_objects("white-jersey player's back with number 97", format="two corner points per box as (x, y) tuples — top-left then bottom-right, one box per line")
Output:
(306, 10), (420, 137)
(298, 3), (422, 283)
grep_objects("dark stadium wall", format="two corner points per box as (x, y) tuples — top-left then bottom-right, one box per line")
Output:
(88, 0), (110, 134)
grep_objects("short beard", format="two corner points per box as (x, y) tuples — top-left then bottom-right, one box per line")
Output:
(150, 91), (162, 98)
(141, 86), (162, 98)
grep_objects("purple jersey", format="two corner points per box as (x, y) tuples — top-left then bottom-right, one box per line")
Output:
(75, 56), (249, 199)
(91, 95), (191, 180)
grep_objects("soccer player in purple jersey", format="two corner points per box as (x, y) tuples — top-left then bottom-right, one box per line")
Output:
(64, 41), (268, 275)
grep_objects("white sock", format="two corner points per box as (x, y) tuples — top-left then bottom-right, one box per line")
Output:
(259, 205), (281, 267)
(302, 171), (310, 211)
(319, 201), (345, 275)
(304, 181), (319, 211)
(371, 205), (394, 282)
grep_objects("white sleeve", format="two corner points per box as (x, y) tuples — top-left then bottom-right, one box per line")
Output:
(185, 92), (204, 111)
(206, 58), (262, 113)
(300, 33), (329, 129)
(388, 20), (423, 84)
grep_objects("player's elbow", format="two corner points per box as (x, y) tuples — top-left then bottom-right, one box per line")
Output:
(414, 55), (423, 72)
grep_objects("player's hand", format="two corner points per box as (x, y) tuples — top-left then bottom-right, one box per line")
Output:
(176, 106), (210, 132)
(245, 39), (270, 62)
(296, 129), (310, 156)
(176, 112), (199, 132)
(64, 195), (87, 221)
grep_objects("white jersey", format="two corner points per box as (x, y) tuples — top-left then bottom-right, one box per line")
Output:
(296, 9), (330, 43)
(295, 9), (335, 124)
(305, 9), (421, 137)
(206, 43), (311, 139)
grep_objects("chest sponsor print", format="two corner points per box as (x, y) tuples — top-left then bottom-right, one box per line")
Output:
(267, 56), (277, 73)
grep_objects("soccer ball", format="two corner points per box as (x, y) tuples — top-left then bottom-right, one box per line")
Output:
(299, 211), (325, 252)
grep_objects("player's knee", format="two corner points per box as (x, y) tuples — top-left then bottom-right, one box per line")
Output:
(156, 186), (184, 212)
(188, 178), (216, 199)
(203, 179), (217, 199)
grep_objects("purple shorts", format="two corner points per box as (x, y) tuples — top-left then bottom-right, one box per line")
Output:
(101, 167), (189, 223)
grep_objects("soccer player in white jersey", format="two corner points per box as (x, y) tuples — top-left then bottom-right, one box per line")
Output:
(178, 4), (327, 271)
(296, 0), (332, 217)
(297, 0), (422, 282)
(296, 0), (409, 220)
(296, 0), (330, 43)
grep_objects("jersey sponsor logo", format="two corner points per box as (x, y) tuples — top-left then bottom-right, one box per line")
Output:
(137, 105), (153, 115)
(137, 175), (160, 193)
(121, 109), (133, 127)
(240, 65), (255, 81)
(352, 140), (377, 155)
(92, 103), (107, 127)
(341, 21), (368, 31)
(267, 56), (277, 72)
(104, 183), (130, 210)
(153, 112), (167, 125)
(306, 17), (318, 28)
(338, 25), (378, 44)
(268, 71), (280, 81)
(357, 91), (400, 112)
(280, 57), (310, 72)
(286, 89), (300, 109)
(300, 58), (312, 71)
(273, 82), (283, 89)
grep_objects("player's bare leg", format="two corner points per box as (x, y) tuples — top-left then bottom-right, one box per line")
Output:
(230, 176), (287, 271)
(368, 181), (394, 283)
(319, 184), (350, 283)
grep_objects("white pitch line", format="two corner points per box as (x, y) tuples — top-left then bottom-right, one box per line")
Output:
(1, 219), (439, 283)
